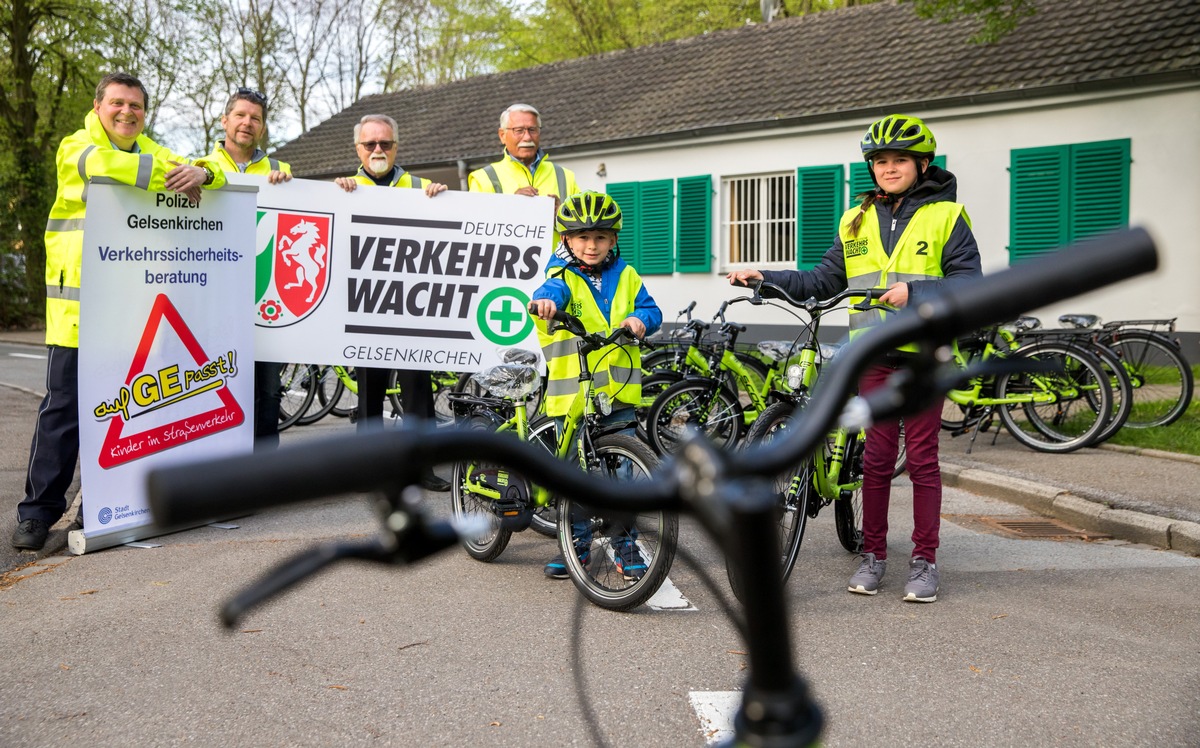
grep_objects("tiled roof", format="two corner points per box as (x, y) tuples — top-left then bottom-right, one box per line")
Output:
(275, 0), (1200, 178)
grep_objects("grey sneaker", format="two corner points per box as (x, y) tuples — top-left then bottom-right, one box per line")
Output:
(847, 552), (886, 595)
(903, 557), (940, 603)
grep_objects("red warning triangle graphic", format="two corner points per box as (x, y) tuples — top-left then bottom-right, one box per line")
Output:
(98, 293), (245, 469)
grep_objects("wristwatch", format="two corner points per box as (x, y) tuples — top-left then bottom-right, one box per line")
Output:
(201, 164), (215, 185)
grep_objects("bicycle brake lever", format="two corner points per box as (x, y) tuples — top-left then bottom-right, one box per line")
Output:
(220, 539), (391, 628)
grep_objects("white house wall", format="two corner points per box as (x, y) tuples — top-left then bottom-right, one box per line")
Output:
(550, 84), (1199, 343)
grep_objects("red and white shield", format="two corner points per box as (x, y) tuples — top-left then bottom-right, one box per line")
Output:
(273, 212), (332, 320)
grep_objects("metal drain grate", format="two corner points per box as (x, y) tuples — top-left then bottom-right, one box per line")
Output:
(979, 516), (1110, 539)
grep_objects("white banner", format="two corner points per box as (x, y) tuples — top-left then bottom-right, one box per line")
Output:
(75, 180), (257, 551)
(238, 174), (555, 371)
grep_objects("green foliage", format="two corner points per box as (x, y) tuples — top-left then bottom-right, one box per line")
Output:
(0, 0), (120, 327)
(905, 0), (1036, 44)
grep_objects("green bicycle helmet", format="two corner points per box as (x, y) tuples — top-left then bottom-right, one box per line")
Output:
(555, 191), (623, 234)
(860, 114), (937, 160)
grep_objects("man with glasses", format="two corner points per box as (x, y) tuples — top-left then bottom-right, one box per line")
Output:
(468, 103), (579, 243)
(11, 71), (226, 551)
(206, 88), (291, 451)
(335, 114), (450, 491)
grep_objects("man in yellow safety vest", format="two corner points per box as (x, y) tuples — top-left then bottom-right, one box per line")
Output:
(12, 72), (226, 552)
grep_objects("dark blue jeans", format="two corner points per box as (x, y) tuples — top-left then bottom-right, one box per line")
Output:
(18, 346), (80, 525)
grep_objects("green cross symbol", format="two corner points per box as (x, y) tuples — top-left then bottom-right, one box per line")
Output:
(476, 287), (534, 345)
(488, 298), (525, 334)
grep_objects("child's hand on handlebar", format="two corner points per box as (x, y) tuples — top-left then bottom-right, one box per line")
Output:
(878, 282), (909, 308)
(726, 269), (763, 287)
(528, 299), (558, 320)
(620, 317), (646, 339)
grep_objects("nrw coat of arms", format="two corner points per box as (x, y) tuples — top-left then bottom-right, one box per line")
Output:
(255, 209), (335, 327)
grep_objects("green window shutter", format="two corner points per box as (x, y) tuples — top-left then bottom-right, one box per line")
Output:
(638, 179), (674, 274)
(850, 155), (946, 205)
(606, 182), (640, 269)
(676, 175), (711, 273)
(796, 165), (845, 270)
(1009, 145), (1069, 263)
(849, 162), (873, 202)
(1069, 139), (1130, 242)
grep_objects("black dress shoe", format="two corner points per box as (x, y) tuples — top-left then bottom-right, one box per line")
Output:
(420, 472), (451, 492)
(12, 518), (49, 551)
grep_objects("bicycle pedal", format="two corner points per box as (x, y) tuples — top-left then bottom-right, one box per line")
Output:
(493, 479), (533, 531)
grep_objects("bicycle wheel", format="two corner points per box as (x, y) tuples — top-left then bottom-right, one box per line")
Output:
(277, 364), (316, 431)
(296, 365), (341, 425)
(450, 412), (513, 562)
(834, 431), (864, 554)
(384, 369), (405, 421)
(635, 370), (682, 438)
(995, 343), (1112, 453)
(729, 401), (811, 600)
(329, 367), (358, 418)
(526, 416), (561, 538)
(1105, 330), (1193, 428)
(1080, 342), (1133, 444)
(645, 379), (744, 454)
(892, 420), (908, 479)
(558, 433), (676, 611)
(431, 371), (457, 423)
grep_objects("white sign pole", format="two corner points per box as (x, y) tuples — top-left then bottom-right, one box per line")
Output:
(72, 179), (257, 554)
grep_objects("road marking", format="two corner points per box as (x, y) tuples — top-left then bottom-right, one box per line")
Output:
(9, 352), (45, 360)
(645, 575), (696, 610)
(689, 690), (739, 744)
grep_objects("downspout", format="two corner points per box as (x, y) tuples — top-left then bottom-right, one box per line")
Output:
(457, 160), (469, 191)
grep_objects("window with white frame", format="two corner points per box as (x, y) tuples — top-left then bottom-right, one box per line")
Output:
(722, 173), (796, 269)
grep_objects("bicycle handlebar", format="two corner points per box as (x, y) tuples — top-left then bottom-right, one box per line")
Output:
(150, 228), (1156, 527)
(146, 227), (1155, 747)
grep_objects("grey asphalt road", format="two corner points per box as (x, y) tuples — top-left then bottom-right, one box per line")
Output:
(2, 402), (1198, 746)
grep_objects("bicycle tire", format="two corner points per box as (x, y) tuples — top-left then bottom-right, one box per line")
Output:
(892, 420), (908, 479)
(729, 401), (811, 602)
(645, 378), (744, 454)
(432, 371), (457, 423)
(1078, 341), (1133, 444)
(450, 412), (514, 562)
(526, 416), (561, 538)
(384, 369), (406, 422)
(558, 433), (676, 611)
(833, 432), (864, 554)
(995, 342), (1112, 453)
(277, 364), (316, 431)
(296, 365), (341, 426)
(1103, 329), (1193, 428)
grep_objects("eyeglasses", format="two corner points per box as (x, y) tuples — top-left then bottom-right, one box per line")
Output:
(358, 140), (396, 151)
(505, 127), (540, 136)
(237, 87), (267, 106)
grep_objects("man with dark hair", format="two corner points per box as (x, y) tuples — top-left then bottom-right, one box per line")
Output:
(11, 72), (226, 551)
(207, 88), (291, 449)
(335, 114), (450, 492)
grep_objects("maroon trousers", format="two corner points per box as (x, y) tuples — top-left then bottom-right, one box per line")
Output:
(858, 364), (943, 563)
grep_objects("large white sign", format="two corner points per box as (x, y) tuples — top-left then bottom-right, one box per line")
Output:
(74, 180), (257, 553)
(239, 175), (555, 371)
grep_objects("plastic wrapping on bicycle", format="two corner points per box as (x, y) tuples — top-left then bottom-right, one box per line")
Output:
(148, 227), (1157, 528)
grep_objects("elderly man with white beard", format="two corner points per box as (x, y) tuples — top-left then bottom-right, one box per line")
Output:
(334, 113), (451, 491)
(335, 113), (446, 196)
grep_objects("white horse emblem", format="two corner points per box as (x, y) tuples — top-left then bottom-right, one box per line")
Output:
(278, 219), (327, 303)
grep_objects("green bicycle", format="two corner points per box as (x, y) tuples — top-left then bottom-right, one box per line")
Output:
(448, 308), (677, 611)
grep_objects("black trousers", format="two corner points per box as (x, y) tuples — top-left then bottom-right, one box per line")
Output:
(18, 345), (80, 526)
(253, 360), (283, 450)
(356, 368), (435, 432)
